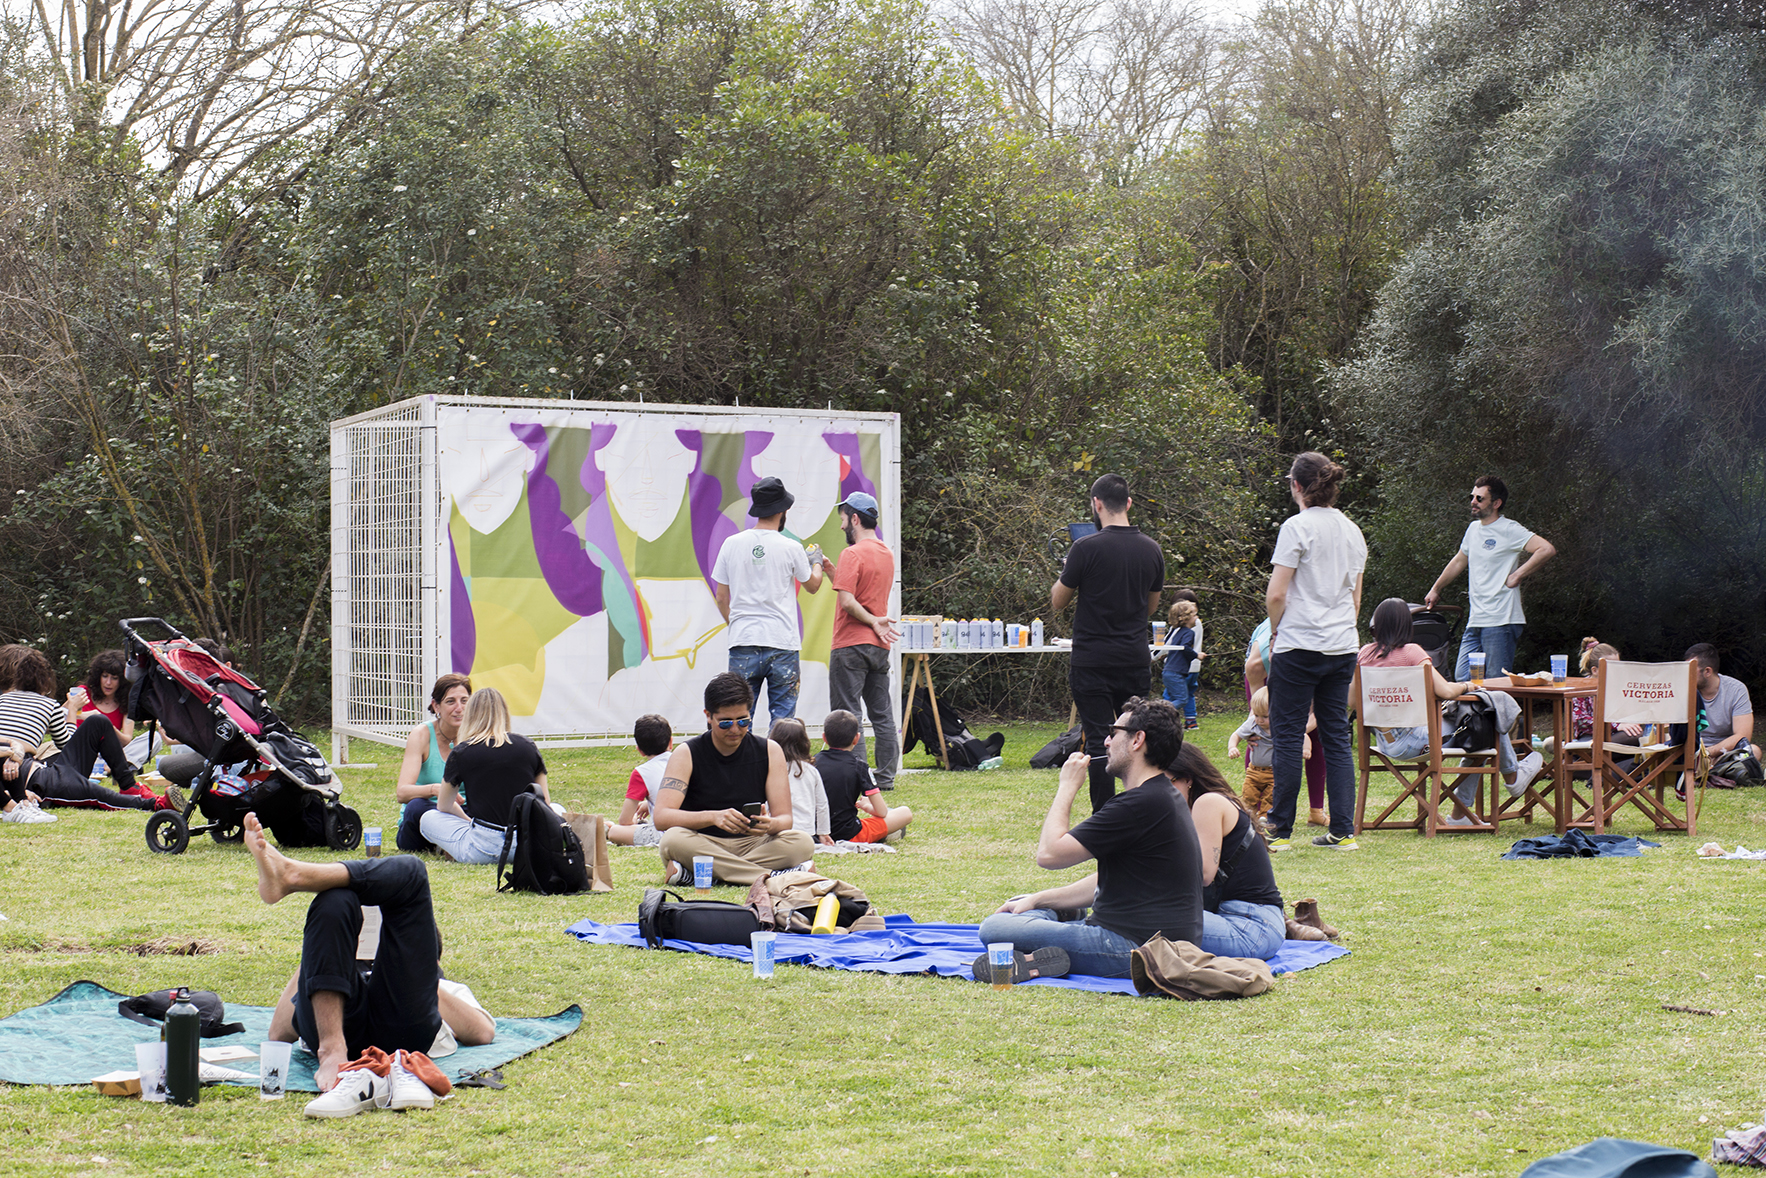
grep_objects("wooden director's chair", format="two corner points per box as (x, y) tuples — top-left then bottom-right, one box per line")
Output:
(1562, 657), (1700, 836)
(1353, 664), (1503, 838)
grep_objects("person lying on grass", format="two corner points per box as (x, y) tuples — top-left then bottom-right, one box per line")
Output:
(976, 696), (1202, 981)
(814, 710), (911, 844)
(247, 812), (494, 1107)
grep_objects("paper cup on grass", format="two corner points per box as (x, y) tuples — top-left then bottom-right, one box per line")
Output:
(259, 1040), (291, 1100)
(135, 1041), (167, 1102)
(751, 931), (777, 979)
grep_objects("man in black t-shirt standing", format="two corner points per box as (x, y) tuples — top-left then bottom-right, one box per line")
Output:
(1052, 473), (1166, 812)
(653, 672), (814, 886)
(977, 697), (1200, 980)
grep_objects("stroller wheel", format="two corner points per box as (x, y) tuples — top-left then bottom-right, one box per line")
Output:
(324, 805), (363, 852)
(210, 821), (244, 845)
(145, 810), (190, 855)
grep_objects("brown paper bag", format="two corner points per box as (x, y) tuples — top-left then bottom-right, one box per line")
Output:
(563, 812), (615, 892)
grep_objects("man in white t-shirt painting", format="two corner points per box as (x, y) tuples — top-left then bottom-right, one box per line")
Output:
(1423, 475), (1557, 682)
(712, 476), (826, 725)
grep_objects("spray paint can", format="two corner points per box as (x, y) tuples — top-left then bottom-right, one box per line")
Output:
(165, 987), (201, 1106)
(1032, 618), (1044, 647)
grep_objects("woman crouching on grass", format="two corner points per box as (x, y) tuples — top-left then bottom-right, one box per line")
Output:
(1164, 743), (1286, 961)
(0, 645), (177, 821)
(417, 687), (548, 864)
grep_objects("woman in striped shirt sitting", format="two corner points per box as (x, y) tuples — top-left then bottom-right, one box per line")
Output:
(0, 645), (178, 824)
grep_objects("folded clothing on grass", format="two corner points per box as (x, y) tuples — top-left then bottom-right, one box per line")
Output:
(0, 980), (582, 1091)
(566, 912), (1348, 994)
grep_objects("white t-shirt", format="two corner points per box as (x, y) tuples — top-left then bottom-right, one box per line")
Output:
(787, 760), (830, 836)
(711, 527), (813, 650)
(1459, 516), (1535, 626)
(634, 750), (671, 807)
(1270, 507), (1367, 656)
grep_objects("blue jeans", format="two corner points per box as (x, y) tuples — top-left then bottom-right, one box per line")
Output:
(728, 646), (800, 725)
(1185, 672), (1200, 722)
(417, 811), (507, 864)
(1268, 649), (1356, 838)
(1162, 669), (1190, 718)
(1455, 624), (1524, 682)
(977, 908), (1141, 978)
(1199, 901), (1286, 960)
(397, 797), (438, 852)
(1376, 726), (1518, 805)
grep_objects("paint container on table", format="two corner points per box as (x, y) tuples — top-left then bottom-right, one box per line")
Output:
(988, 942), (1015, 991)
(135, 1041), (168, 1102)
(811, 893), (841, 935)
(993, 619), (1005, 647)
(259, 1040), (291, 1100)
(693, 855), (714, 896)
(751, 931), (777, 979)
(364, 827), (382, 857)
(1019, 624), (1029, 647)
(1550, 655), (1568, 684)
(164, 988), (200, 1106)
(1031, 618), (1044, 647)
(1468, 652), (1486, 686)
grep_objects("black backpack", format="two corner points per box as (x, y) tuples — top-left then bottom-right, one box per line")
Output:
(496, 794), (591, 895)
(1029, 726), (1085, 769)
(1442, 695), (1498, 752)
(900, 686), (1004, 770)
(638, 888), (762, 947)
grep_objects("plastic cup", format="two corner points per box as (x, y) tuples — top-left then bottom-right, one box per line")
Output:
(1469, 652), (1486, 686)
(135, 1041), (167, 1102)
(259, 1040), (291, 1100)
(1550, 654), (1568, 684)
(751, 931), (777, 979)
(693, 855), (714, 895)
(987, 942), (1015, 991)
(364, 827), (382, 857)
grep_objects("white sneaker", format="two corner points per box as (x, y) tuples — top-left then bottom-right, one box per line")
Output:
(303, 1068), (388, 1118)
(387, 1053), (435, 1111)
(4, 802), (56, 824)
(1508, 751), (1545, 798)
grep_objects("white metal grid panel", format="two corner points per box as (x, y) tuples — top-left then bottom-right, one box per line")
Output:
(331, 398), (432, 753)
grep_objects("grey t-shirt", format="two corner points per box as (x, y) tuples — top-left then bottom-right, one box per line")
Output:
(1233, 715), (1274, 767)
(1699, 674), (1754, 748)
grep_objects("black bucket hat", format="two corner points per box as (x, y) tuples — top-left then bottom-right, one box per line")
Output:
(748, 476), (795, 517)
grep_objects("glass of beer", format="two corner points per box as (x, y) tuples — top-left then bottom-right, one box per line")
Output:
(1469, 652), (1486, 686)
(987, 942), (1015, 991)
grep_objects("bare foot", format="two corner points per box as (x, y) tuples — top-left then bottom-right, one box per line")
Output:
(244, 813), (297, 905)
(314, 1047), (346, 1093)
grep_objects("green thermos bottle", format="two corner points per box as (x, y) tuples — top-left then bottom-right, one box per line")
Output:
(164, 987), (201, 1106)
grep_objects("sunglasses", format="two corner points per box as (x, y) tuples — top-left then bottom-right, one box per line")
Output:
(715, 717), (753, 730)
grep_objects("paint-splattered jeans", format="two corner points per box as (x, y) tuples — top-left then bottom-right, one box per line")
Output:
(728, 646), (800, 726)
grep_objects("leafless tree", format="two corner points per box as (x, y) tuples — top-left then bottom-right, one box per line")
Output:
(12, 0), (524, 200)
(942, 0), (1221, 160)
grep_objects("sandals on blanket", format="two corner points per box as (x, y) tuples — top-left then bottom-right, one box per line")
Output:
(969, 947), (1071, 983)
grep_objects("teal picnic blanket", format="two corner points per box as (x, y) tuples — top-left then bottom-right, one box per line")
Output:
(0, 981), (582, 1092)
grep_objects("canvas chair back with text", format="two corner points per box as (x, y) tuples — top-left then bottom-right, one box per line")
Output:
(1353, 664), (1500, 838)
(1579, 657), (1699, 835)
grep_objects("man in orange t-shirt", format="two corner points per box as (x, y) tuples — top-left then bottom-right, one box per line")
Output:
(826, 492), (900, 790)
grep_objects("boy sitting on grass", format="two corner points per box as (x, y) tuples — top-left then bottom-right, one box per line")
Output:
(814, 710), (912, 844)
(609, 713), (673, 848)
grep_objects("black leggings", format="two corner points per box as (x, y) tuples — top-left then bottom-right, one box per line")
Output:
(20, 715), (149, 809)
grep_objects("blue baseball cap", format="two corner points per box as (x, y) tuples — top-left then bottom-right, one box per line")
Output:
(839, 491), (879, 518)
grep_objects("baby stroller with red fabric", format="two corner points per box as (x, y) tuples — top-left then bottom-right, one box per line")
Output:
(120, 618), (361, 855)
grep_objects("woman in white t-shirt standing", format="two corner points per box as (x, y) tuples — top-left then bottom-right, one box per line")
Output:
(1264, 452), (1366, 852)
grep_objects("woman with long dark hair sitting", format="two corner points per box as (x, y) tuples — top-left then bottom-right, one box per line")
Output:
(1164, 743), (1287, 960)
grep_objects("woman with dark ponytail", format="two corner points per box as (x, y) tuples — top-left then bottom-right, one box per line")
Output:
(1263, 452), (1367, 852)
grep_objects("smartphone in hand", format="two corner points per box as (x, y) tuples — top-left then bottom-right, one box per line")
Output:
(742, 802), (766, 827)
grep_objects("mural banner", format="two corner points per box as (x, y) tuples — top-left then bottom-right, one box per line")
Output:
(439, 402), (896, 737)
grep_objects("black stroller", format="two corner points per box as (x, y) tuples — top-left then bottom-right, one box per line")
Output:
(121, 618), (361, 855)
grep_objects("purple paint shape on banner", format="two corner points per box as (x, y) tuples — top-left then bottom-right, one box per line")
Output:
(675, 429), (740, 591)
(580, 422), (617, 498)
(513, 423), (606, 618)
(577, 424), (646, 667)
(449, 536), (476, 674)
(737, 432), (774, 502)
(823, 432), (882, 539)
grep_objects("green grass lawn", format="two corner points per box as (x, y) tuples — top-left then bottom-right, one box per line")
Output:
(2, 704), (1764, 1176)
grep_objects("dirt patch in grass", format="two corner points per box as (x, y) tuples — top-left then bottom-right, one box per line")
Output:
(5, 935), (223, 956)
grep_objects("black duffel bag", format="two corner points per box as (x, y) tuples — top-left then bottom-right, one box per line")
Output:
(638, 887), (762, 948)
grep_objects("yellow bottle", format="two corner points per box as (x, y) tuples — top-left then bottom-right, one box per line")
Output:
(810, 893), (841, 935)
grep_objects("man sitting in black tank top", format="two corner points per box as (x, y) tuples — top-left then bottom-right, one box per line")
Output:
(653, 672), (815, 887)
